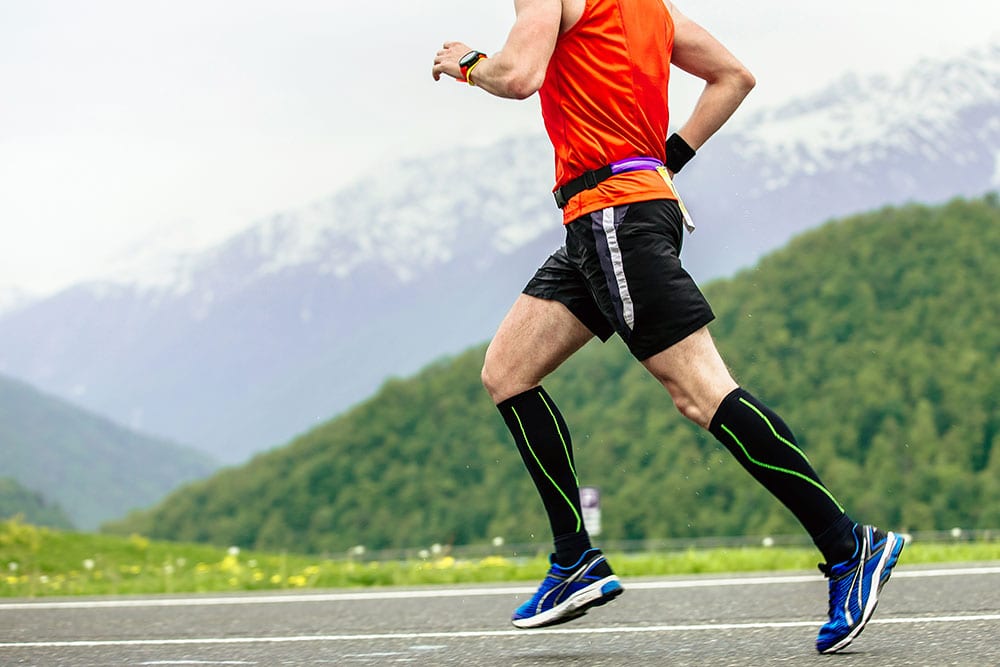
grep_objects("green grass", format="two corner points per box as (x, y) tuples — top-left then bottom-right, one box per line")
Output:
(2, 517), (998, 598)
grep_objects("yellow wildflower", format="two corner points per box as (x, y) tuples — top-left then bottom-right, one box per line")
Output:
(434, 556), (456, 569)
(479, 556), (509, 567)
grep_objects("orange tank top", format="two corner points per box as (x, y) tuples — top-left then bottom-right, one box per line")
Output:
(539, 0), (675, 223)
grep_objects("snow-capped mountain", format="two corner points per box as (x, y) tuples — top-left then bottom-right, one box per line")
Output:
(739, 42), (1000, 190)
(0, 286), (38, 317)
(671, 40), (1000, 277)
(215, 137), (558, 288)
(0, 139), (564, 462)
(1, 42), (997, 462)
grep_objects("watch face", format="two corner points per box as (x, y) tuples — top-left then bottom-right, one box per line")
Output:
(459, 51), (483, 68)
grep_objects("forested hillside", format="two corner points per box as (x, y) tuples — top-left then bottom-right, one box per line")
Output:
(106, 196), (1000, 552)
(0, 375), (217, 529)
(0, 478), (72, 529)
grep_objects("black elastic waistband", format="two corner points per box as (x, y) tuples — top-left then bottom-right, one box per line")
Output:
(552, 157), (663, 209)
(553, 165), (613, 208)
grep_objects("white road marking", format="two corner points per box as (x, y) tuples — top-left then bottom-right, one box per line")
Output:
(1, 614), (999, 649)
(0, 566), (996, 611)
(628, 565), (1000, 590)
(138, 662), (253, 665)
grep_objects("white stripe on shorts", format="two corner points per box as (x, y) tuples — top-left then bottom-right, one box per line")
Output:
(601, 207), (634, 330)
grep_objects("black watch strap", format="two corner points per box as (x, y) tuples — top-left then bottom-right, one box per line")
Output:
(459, 50), (486, 68)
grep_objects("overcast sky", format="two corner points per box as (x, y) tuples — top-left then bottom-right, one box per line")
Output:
(1, 0), (997, 296)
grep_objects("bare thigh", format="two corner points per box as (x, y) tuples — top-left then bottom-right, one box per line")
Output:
(641, 326), (738, 429)
(482, 294), (595, 404)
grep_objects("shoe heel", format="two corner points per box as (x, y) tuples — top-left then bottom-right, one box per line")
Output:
(585, 577), (623, 610)
(601, 580), (623, 597)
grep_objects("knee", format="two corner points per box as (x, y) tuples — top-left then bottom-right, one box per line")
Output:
(670, 390), (713, 429)
(656, 376), (725, 429)
(481, 356), (529, 405)
(480, 360), (504, 404)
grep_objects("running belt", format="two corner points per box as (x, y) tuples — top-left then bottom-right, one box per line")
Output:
(553, 157), (663, 208)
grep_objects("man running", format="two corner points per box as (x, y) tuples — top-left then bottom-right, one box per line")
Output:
(432, 0), (903, 654)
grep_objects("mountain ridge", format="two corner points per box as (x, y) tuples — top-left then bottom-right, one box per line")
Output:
(57, 39), (1000, 296)
(105, 196), (1000, 551)
(0, 373), (218, 529)
(1, 42), (998, 461)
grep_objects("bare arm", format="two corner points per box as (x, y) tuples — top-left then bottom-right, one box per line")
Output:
(432, 0), (562, 100)
(666, 2), (755, 152)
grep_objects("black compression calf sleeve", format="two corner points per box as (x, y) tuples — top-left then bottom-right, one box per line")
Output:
(709, 388), (856, 563)
(497, 386), (591, 564)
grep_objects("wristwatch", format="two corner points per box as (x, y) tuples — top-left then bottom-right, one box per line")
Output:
(459, 50), (488, 84)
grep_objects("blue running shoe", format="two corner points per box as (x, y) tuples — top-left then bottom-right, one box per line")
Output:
(816, 525), (905, 654)
(511, 548), (623, 628)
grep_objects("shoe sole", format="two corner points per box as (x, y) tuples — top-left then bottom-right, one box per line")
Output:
(511, 576), (623, 629)
(819, 531), (905, 654)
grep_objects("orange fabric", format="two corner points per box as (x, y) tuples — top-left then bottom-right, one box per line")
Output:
(539, 0), (676, 223)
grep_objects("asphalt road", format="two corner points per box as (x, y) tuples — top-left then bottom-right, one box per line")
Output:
(1, 564), (999, 666)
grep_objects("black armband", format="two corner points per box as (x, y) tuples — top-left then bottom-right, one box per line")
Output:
(664, 133), (696, 173)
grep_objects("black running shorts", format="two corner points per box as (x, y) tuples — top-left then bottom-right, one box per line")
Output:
(523, 199), (714, 361)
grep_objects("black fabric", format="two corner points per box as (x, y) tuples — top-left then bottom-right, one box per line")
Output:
(553, 165), (614, 208)
(525, 200), (713, 359)
(497, 386), (589, 557)
(664, 132), (696, 173)
(709, 387), (855, 562)
(564, 198), (715, 360)
(815, 514), (861, 566)
(553, 530), (594, 567)
(522, 247), (616, 342)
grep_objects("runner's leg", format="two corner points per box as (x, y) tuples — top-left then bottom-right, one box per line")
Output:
(483, 293), (598, 565)
(641, 326), (857, 563)
(482, 294), (593, 405)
